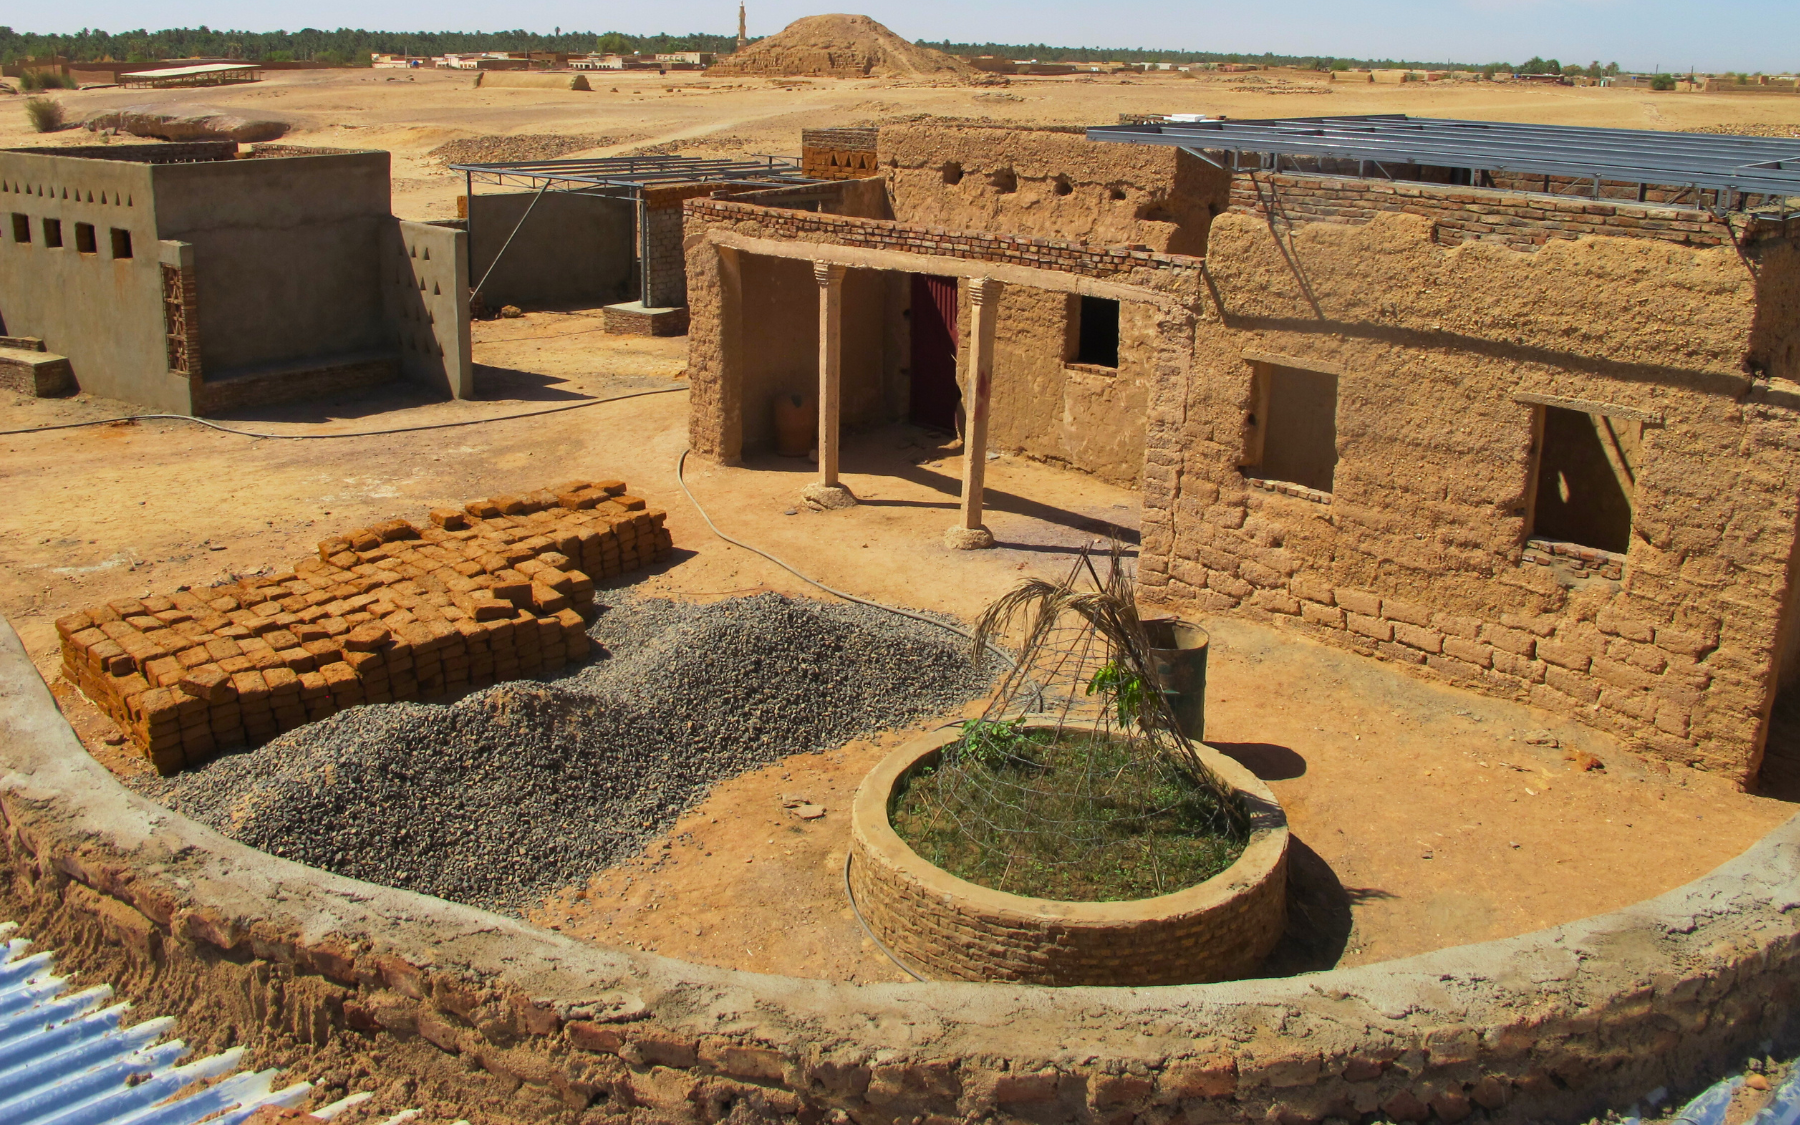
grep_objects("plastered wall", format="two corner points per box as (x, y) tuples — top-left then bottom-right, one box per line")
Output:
(467, 191), (636, 310)
(1138, 208), (1800, 781)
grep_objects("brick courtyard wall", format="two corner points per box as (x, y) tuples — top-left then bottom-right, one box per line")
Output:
(800, 127), (879, 180)
(1141, 205), (1800, 782)
(1228, 170), (1765, 252)
(642, 184), (722, 308)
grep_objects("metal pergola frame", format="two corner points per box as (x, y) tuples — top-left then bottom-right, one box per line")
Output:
(1086, 115), (1800, 214)
(446, 154), (822, 308)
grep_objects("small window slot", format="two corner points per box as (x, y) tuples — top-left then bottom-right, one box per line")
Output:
(1072, 295), (1120, 368)
(1242, 363), (1339, 495)
(42, 218), (62, 248)
(110, 228), (133, 258)
(10, 213), (28, 243)
(74, 222), (97, 254)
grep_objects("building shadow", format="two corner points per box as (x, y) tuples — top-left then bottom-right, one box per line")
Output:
(1754, 689), (1800, 802)
(1255, 836), (1395, 977)
(471, 364), (593, 402)
(1211, 741), (1307, 780)
(206, 381), (450, 424)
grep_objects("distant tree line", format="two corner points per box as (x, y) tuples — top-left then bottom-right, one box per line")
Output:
(0, 26), (744, 65)
(920, 41), (1646, 74)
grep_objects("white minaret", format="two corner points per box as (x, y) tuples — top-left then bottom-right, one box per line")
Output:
(736, 2), (748, 51)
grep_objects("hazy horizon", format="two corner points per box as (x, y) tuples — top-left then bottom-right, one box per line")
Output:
(7, 0), (1795, 73)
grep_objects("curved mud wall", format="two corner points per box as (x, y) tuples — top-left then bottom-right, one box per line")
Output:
(2, 613), (1797, 1125)
(848, 728), (1289, 985)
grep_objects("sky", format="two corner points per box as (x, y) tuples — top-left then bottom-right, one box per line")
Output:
(19, 0), (1800, 73)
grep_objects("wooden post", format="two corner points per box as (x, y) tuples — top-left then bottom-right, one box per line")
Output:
(946, 277), (1002, 549)
(802, 261), (857, 510)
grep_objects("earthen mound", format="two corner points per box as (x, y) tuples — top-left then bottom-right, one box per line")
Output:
(710, 14), (977, 81)
(83, 103), (290, 143)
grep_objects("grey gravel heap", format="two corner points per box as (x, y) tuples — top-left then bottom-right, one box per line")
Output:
(130, 593), (993, 914)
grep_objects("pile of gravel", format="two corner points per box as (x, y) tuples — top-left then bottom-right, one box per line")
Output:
(428, 134), (614, 166)
(130, 593), (994, 914)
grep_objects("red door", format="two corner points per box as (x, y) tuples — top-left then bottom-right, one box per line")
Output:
(910, 275), (960, 432)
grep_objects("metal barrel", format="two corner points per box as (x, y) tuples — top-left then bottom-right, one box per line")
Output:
(1143, 618), (1209, 741)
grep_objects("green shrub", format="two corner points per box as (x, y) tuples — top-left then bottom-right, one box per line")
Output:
(24, 97), (65, 134)
(1650, 73), (1677, 91)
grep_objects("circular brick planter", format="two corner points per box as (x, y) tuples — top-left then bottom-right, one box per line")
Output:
(849, 724), (1290, 985)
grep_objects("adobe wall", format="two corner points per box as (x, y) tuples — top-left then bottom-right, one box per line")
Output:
(0, 152), (186, 411)
(879, 125), (1228, 255)
(153, 150), (394, 376)
(1138, 207), (1800, 782)
(466, 191), (636, 311)
(7, 613), (1800, 1125)
(386, 219), (474, 400)
(982, 285), (1158, 486)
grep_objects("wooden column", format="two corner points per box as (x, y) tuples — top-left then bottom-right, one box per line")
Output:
(802, 261), (857, 509)
(946, 277), (1002, 549)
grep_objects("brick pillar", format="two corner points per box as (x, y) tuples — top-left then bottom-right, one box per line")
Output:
(159, 263), (200, 380)
(947, 277), (1002, 550)
(801, 261), (857, 511)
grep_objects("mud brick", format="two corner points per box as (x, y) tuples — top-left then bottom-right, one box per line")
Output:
(465, 498), (502, 519)
(180, 728), (216, 757)
(139, 655), (182, 687)
(274, 705), (308, 732)
(207, 593), (242, 613)
(320, 661), (358, 687)
(344, 650), (384, 676)
(318, 535), (352, 560)
(124, 614), (160, 632)
(454, 592), (514, 621)
(317, 617), (351, 638)
(373, 518), (417, 542)
(528, 583), (569, 614)
(56, 612), (95, 639)
(493, 494), (528, 515)
(328, 551), (360, 569)
(136, 687), (180, 724)
(216, 655), (253, 677)
(202, 637), (242, 663)
(296, 671), (330, 700)
(489, 573), (532, 605)
(609, 494), (646, 512)
(260, 629), (298, 651)
(591, 479), (626, 496)
(107, 598), (148, 617)
(180, 666), (236, 702)
(148, 747), (185, 776)
(564, 570), (594, 599)
(566, 632), (590, 659)
(262, 666), (301, 697)
(344, 623), (391, 652)
(302, 640), (343, 666)
(229, 671), (270, 704)
(305, 697), (338, 721)
(429, 507), (469, 530)
(70, 626), (108, 652)
(557, 489), (598, 510)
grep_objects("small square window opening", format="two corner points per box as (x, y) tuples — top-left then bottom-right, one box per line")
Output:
(1073, 295), (1120, 368)
(42, 218), (62, 248)
(74, 222), (97, 254)
(110, 228), (133, 259)
(1527, 405), (1638, 554)
(1242, 363), (1339, 494)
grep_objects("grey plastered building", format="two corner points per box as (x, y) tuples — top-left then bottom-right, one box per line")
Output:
(0, 142), (471, 414)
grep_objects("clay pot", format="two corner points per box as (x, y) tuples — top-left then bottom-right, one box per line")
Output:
(773, 392), (817, 457)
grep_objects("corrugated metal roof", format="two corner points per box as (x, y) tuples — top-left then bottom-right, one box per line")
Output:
(0, 919), (314, 1125)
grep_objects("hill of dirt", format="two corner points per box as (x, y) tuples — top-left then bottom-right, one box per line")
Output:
(710, 14), (978, 82)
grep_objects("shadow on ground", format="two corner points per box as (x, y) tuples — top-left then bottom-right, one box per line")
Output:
(1257, 836), (1395, 977)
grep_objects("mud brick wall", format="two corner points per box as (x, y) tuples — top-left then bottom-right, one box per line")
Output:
(56, 479), (673, 774)
(642, 184), (723, 308)
(1229, 171), (1746, 252)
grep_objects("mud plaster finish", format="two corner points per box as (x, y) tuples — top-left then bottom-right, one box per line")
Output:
(8, 610), (1800, 1125)
(1140, 210), (1800, 782)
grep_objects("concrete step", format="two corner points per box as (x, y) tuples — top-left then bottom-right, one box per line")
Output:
(0, 345), (75, 397)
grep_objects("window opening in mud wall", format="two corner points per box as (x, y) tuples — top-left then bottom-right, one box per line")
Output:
(1242, 363), (1339, 494)
(74, 222), (96, 254)
(42, 218), (62, 248)
(110, 228), (132, 258)
(1072, 295), (1120, 368)
(10, 214), (29, 243)
(1527, 405), (1637, 554)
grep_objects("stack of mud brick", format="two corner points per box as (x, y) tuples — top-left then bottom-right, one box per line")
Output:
(57, 479), (672, 775)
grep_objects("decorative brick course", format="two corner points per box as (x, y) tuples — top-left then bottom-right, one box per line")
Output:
(57, 479), (671, 773)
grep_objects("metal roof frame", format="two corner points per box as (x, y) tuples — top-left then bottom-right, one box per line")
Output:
(1086, 115), (1800, 208)
(448, 153), (820, 200)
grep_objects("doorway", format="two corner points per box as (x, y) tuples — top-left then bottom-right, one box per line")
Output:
(910, 274), (960, 431)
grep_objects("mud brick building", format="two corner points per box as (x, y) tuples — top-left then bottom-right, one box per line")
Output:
(683, 115), (1800, 785)
(0, 141), (471, 413)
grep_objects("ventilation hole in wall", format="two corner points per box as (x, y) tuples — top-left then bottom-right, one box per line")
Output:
(1053, 175), (1073, 196)
(432, 282), (440, 296)
(409, 244), (417, 258)
(127, 195), (133, 206)
(421, 246), (430, 261)
(428, 309), (436, 323)
(1135, 200), (1176, 222)
(942, 161), (963, 185)
(86, 191), (93, 203)
(989, 169), (1018, 193)
(419, 278), (427, 291)
(1109, 185), (1127, 201)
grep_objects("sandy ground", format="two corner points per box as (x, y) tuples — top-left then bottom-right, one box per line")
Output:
(3, 70), (1798, 984)
(2, 310), (1790, 986)
(3, 66), (1796, 226)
